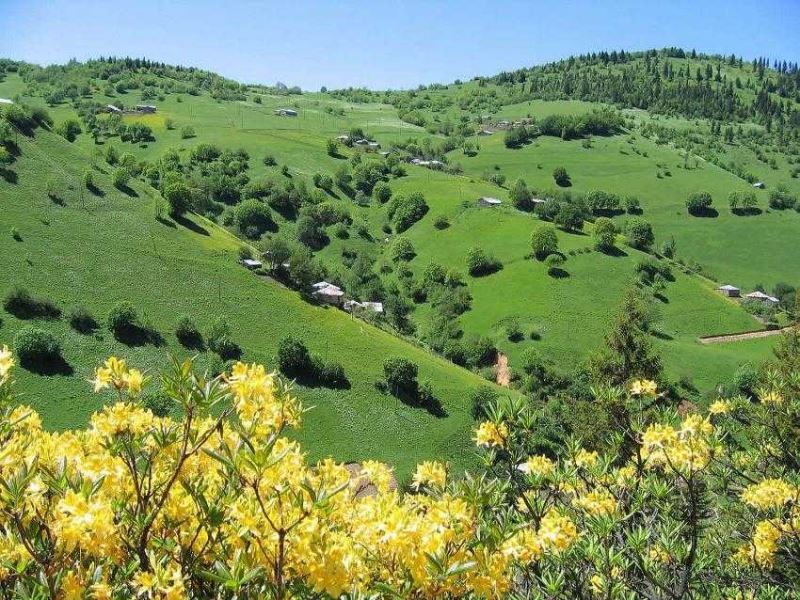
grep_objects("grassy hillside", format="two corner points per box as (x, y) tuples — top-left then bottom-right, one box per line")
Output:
(0, 126), (506, 480)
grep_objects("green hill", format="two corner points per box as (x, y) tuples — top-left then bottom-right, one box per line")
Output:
(0, 124), (505, 480)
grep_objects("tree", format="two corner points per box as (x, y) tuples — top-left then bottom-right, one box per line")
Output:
(530, 225), (558, 260)
(509, 178), (532, 210)
(552, 166), (571, 187)
(107, 301), (140, 340)
(373, 182), (392, 204)
(55, 119), (81, 142)
(587, 288), (663, 386)
(287, 247), (321, 292)
(388, 193), (428, 232)
(295, 215), (327, 250)
(390, 237), (415, 262)
(593, 217), (616, 251)
(276, 336), (312, 377)
(111, 167), (130, 190)
(625, 218), (654, 251)
(554, 203), (583, 231)
(13, 327), (62, 368)
(163, 183), (192, 218)
(235, 199), (273, 238)
(383, 357), (418, 395)
(259, 236), (292, 271)
(685, 191), (713, 215)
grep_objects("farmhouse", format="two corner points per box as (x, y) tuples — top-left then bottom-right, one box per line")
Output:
(344, 300), (384, 313)
(106, 104), (122, 113)
(274, 108), (298, 116)
(336, 134), (350, 141)
(745, 291), (779, 304)
(752, 182), (765, 189)
(240, 258), (263, 270)
(135, 105), (157, 113)
(531, 197), (547, 205)
(718, 284), (741, 298)
(478, 197), (502, 207)
(311, 281), (345, 305)
(477, 129), (494, 136)
(0, 98), (14, 105)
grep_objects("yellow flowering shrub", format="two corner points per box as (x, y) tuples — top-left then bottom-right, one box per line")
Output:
(0, 347), (798, 598)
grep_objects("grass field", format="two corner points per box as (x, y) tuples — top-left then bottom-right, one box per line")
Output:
(0, 126), (509, 480)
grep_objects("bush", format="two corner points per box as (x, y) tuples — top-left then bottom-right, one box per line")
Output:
(685, 191), (714, 215)
(175, 315), (203, 349)
(207, 317), (240, 360)
(180, 126), (195, 139)
(593, 217), (616, 251)
(552, 166), (571, 187)
(13, 326), (62, 368)
(68, 305), (97, 334)
(383, 357), (418, 395)
(107, 301), (140, 339)
(545, 253), (565, 276)
(433, 215), (449, 229)
(3, 287), (61, 320)
(263, 154), (277, 167)
(141, 389), (174, 418)
(466, 246), (501, 276)
(470, 387), (499, 419)
(276, 336), (312, 377)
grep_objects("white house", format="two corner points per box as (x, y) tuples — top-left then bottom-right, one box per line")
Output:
(344, 300), (384, 314)
(752, 182), (765, 189)
(745, 291), (779, 304)
(240, 258), (263, 270)
(477, 129), (493, 136)
(274, 108), (298, 116)
(135, 105), (157, 113)
(106, 104), (122, 113)
(336, 134), (350, 141)
(0, 98), (14, 105)
(478, 197), (502, 207)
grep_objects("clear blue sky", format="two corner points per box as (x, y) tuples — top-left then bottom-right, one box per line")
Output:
(1, 0), (798, 90)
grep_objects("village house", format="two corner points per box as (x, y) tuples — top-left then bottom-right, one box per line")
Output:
(240, 258), (263, 270)
(0, 98), (15, 105)
(745, 291), (780, 304)
(478, 197), (502, 207)
(336, 134), (350, 142)
(274, 108), (298, 116)
(106, 104), (122, 113)
(135, 105), (157, 113)
(752, 182), (765, 189)
(477, 129), (494, 136)
(531, 197), (547, 206)
(311, 281), (345, 305)
(718, 284), (741, 298)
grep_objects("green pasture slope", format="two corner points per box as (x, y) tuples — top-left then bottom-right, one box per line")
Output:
(0, 126), (506, 479)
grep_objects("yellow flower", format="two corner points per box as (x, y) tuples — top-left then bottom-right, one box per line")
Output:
(0, 345), (14, 379)
(474, 421), (508, 448)
(536, 510), (578, 552)
(123, 368), (144, 395)
(759, 389), (784, 405)
(574, 488), (617, 516)
(519, 455), (555, 478)
(648, 545), (671, 564)
(737, 520), (783, 568)
(412, 461), (447, 489)
(574, 448), (599, 469)
(741, 479), (798, 510)
(89, 582), (112, 600)
(630, 379), (657, 395)
(708, 399), (733, 415)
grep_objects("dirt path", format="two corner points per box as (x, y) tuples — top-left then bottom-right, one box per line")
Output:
(496, 353), (510, 387)
(699, 326), (793, 345)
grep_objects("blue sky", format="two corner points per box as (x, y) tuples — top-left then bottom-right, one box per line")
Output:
(1, 0), (798, 90)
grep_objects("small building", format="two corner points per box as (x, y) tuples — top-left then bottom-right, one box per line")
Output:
(135, 105), (157, 113)
(752, 182), (765, 189)
(497, 120), (511, 128)
(477, 129), (493, 136)
(0, 98), (14, 105)
(718, 284), (741, 298)
(336, 134), (350, 141)
(367, 141), (380, 150)
(106, 104), (122, 113)
(379, 151), (390, 157)
(344, 300), (384, 314)
(428, 160), (444, 168)
(274, 108), (298, 117)
(240, 258), (263, 270)
(745, 291), (779, 304)
(478, 197), (502, 207)
(354, 138), (370, 146)
(312, 281), (345, 305)
(530, 197), (547, 205)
